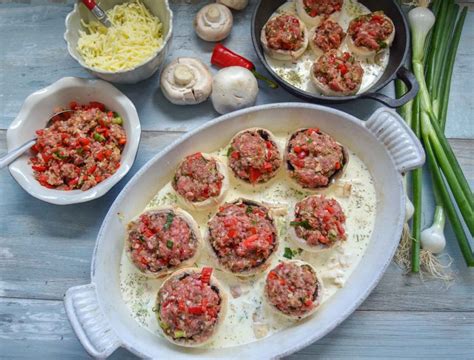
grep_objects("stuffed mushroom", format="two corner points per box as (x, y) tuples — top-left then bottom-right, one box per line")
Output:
(310, 49), (364, 96)
(261, 14), (308, 61)
(285, 127), (348, 190)
(172, 152), (229, 210)
(347, 11), (395, 57)
(160, 57), (213, 105)
(227, 128), (282, 185)
(308, 19), (346, 57)
(207, 199), (279, 276)
(295, 0), (343, 27)
(289, 194), (347, 252)
(126, 207), (202, 277)
(194, 3), (233, 42)
(156, 267), (228, 347)
(264, 260), (323, 320)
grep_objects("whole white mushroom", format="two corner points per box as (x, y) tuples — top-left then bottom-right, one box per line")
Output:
(216, 0), (248, 11)
(160, 57), (213, 105)
(194, 3), (233, 42)
(211, 66), (258, 115)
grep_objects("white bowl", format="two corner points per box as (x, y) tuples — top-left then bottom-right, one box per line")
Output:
(64, 0), (173, 84)
(64, 103), (424, 358)
(6, 77), (141, 205)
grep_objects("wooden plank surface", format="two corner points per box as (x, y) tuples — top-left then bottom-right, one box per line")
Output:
(0, 0), (473, 359)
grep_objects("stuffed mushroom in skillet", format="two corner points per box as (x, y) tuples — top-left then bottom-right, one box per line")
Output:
(264, 260), (323, 320)
(289, 194), (347, 252)
(207, 198), (279, 276)
(285, 127), (347, 190)
(261, 14), (309, 61)
(172, 152), (229, 210)
(295, 0), (343, 27)
(227, 128), (282, 185)
(126, 207), (201, 277)
(156, 267), (228, 347)
(308, 19), (346, 57)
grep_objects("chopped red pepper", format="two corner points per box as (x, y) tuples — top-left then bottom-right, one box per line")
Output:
(249, 168), (261, 183)
(201, 267), (213, 284)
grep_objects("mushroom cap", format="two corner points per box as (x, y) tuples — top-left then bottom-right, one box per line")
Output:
(346, 14), (395, 58)
(216, 0), (248, 10)
(160, 57), (213, 105)
(205, 198), (280, 277)
(126, 206), (203, 278)
(309, 51), (363, 96)
(194, 3), (233, 42)
(295, 0), (342, 27)
(263, 260), (323, 321)
(211, 66), (259, 115)
(174, 153), (230, 211)
(260, 15), (308, 61)
(156, 267), (228, 347)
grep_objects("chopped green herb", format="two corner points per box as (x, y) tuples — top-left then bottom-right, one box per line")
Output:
(93, 132), (106, 142)
(174, 330), (186, 338)
(112, 116), (123, 125)
(159, 321), (170, 330)
(283, 247), (295, 259)
(246, 206), (253, 214)
(76, 147), (84, 155)
(139, 235), (145, 243)
(53, 151), (67, 159)
(227, 146), (234, 157)
(290, 220), (312, 230)
(164, 212), (175, 230)
(166, 240), (174, 249)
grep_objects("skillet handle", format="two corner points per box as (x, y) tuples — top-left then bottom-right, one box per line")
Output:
(362, 66), (419, 108)
(64, 283), (121, 359)
(365, 107), (425, 173)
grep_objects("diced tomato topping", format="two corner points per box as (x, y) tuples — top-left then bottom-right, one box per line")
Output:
(201, 267), (213, 284)
(143, 227), (154, 238)
(31, 144), (39, 153)
(32, 165), (47, 172)
(319, 235), (329, 244)
(68, 177), (79, 186)
(224, 217), (238, 227)
(78, 137), (90, 146)
(227, 229), (237, 238)
(307, 128), (319, 135)
(304, 299), (313, 307)
(87, 164), (97, 175)
(263, 162), (273, 171)
(293, 145), (302, 153)
(338, 64), (348, 75)
(335, 161), (341, 170)
(265, 141), (273, 149)
(178, 300), (186, 311)
(268, 271), (278, 280)
(294, 159), (305, 168)
(249, 168), (261, 183)
(231, 151), (240, 160)
(89, 101), (106, 111)
(187, 306), (205, 315)
(119, 138), (127, 145)
(96, 151), (105, 161)
(243, 234), (259, 247)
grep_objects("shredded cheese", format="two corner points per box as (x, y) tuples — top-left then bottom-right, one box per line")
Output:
(77, 0), (164, 72)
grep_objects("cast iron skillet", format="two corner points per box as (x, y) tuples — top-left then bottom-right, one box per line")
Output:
(251, 0), (418, 108)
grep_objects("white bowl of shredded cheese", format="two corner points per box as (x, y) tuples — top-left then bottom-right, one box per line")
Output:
(65, 0), (173, 84)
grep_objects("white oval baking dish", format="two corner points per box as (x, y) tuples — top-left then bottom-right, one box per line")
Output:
(64, 103), (424, 359)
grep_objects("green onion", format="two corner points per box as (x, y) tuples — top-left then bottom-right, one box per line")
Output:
(93, 132), (106, 142)
(174, 330), (186, 338)
(112, 116), (123, 125)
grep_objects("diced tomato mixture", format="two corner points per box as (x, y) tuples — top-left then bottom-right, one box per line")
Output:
(266, 262), (319, 317)
(157, 270), (222, 343)
(29, 101), (126, 191)
(172, 152), (224, 203)
(312, 19), (345, 53)
(208, 200), (277, 273)
(127, 210), (199, 274)
(348, 11), (394, 51)
(303, 0), (343, 17)
(313, 49), (364, 94)
(265, 14), (305, 51)
(291, 194), (346, 247)
(228, 129), (281, 184)
(286, 128), (345, 189)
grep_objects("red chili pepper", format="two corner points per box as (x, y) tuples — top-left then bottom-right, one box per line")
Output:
(201, 267), (213, 284)
(211, 44), (278, 89)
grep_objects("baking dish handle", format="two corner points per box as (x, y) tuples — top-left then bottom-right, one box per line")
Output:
(64, 283), (121, 359)
(365, 107), (425, 173)
(362, 66), (419, 108)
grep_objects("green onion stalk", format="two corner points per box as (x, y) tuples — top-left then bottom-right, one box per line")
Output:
(404, 1), (474, 267)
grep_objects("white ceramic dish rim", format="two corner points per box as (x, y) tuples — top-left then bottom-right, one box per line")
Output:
(64, 103), (425, 359)
(6, 77), (141, 205)
(64, 0), (173, 75)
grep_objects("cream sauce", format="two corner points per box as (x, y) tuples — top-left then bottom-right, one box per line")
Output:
(119, 132), (377, 348)
(265, 0), (389, 94)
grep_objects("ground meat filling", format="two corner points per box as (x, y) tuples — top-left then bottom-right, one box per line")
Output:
(312, 19), (345, 52)
(348, 11), (394, 51)
(208, 201), (277, 273)
(303, 0), (343, 17)
(127, 211), (198, 273)
(287, 128), (344, 188)
(172, 152), (224, 203)
(291, 195), (346, 246)
(266, 262), (318, 317)
(228, 129), (281, 184)
(313, 49), (364, 93)
(158, 270), (222, 343)
(30, 101), (127, 191)
(265, 14), (305, 51)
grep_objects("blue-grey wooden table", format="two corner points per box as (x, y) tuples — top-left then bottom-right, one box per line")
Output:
(1, 0), (473, 358)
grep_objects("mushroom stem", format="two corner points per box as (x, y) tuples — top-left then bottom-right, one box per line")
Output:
(173, 65), (194, 86)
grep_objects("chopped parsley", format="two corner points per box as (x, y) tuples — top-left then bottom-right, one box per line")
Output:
(164, 212), (175, 230)
(283, 247), (302, 259)
(289, 220), (312, 230)
(166, 240), (173, 249)
(138, 235), (145, 243)
(227, 146), (234, 157)
(246, 205), (253, 214)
